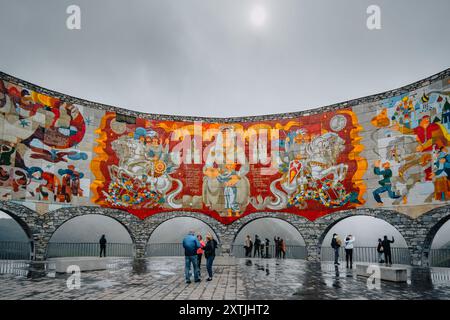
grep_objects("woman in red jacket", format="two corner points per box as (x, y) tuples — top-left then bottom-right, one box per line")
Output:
(196, 234), (206, 278)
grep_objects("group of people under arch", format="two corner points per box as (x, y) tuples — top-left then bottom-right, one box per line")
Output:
(331, 233), (396, 268)
(244, 235), (287, 259)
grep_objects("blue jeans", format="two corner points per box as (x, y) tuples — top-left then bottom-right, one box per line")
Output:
(206, 256), (215, 278)
(334, 248), (339, 264)
(373, 185), (400, 203)
(185, 255), (200, 282)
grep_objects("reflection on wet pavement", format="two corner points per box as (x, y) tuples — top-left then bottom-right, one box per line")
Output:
(0, 257), (449, 300)
(239, 259), (450, 300)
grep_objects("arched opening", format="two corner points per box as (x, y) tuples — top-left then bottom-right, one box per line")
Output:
(232, 217), (306, 259)
(146, 217), (220, 257)
(47, 214), (134, 258)
(0, 210), (33, 260)
(320, 215), (410, 264)
(429, 216), (450, 267)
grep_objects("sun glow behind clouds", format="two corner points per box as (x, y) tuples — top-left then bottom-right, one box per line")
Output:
(250, 4), (267, 27)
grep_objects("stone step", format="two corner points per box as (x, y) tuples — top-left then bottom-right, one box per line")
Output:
(355, 263), (408, 282)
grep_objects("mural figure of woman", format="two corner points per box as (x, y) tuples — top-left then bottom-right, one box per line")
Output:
(217, 163), (241, 217)
(202, 126), (250, 217)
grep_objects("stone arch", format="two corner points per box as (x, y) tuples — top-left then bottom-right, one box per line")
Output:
(230, 213), (309, 244)
(140, 211), (226, 249)
(416, 205), (450, 266)
(0, 201), (44, 260)
(232, 212), (309, 242)
(228, 212), (314, 258)
(314, 208), (415, 263)
(144, 216), (222, 244)
(0, 201), (36, 239)
(44, 206), (141, 259)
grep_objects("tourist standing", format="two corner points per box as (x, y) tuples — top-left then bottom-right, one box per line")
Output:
(273, 237), (278, 259)
(344, 235), (355, 269)
(260, 241), (265, 258)
(204, 233), (218, 281)
(274, 237), (279, 258)
(265, 238), (270, 258)
(197, 234), (206, 277)
(182, 230), (201, 283)
(377, 238), (384, 263)
(280, 239), (286, 259)
(244, 235), (252, 257)
(253, 235), (261, 258)
(382, 235), (395, 266)
(99, 234), (107, 257)
(331, 233), (341, 265)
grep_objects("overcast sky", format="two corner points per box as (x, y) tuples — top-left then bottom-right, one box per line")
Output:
(0, 0), (448, 117)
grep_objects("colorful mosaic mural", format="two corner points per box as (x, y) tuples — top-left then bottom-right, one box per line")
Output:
(0, 71), (449, 223)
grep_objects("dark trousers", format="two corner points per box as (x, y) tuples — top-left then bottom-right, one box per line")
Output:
(345, 249), (353, 267)
(254, 245), (260, 257)
(206, 256), (215, 278)
(100, 245), (106, 257)
(185, 255), (199, 282)
(384, 251), (392, 264)
(373, 185), (400, 203)
(197, 254), (202, 275)
(265, 247), (269, 258)
(334, 248), (339, 264)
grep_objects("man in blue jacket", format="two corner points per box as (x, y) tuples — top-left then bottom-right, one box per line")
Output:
(182, 230), (201, 283)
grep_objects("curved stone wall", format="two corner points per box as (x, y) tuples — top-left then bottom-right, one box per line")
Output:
(1, 69), (450, 265)
(1, 69), (449, 225)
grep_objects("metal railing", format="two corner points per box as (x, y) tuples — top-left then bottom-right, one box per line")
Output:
(321, 246), (411, 265)
(145, 243), (222, 257)
(47, 242), (133, 258)
(231, 244), (307, 259)
(429, 249), (450, 267)
(0, 260), (30, 276)
(0, 241), (31, 260)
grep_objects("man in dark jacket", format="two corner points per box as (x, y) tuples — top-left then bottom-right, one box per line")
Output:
(182, 230), (201, 283)
(204, 233), (218, 281)
(99, 235), (107, 257)
(331, 233), (341, 265)
(382, 235), (395, 265)
(253, 235), (261, 258)
(274, 237), (279, 258)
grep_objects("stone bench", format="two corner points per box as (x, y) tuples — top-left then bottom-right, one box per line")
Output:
(355, 263), (408, 282)
(48, 257), (113, 273)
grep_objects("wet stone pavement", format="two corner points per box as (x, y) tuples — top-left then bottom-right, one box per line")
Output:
(0, 257), (450, 300)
